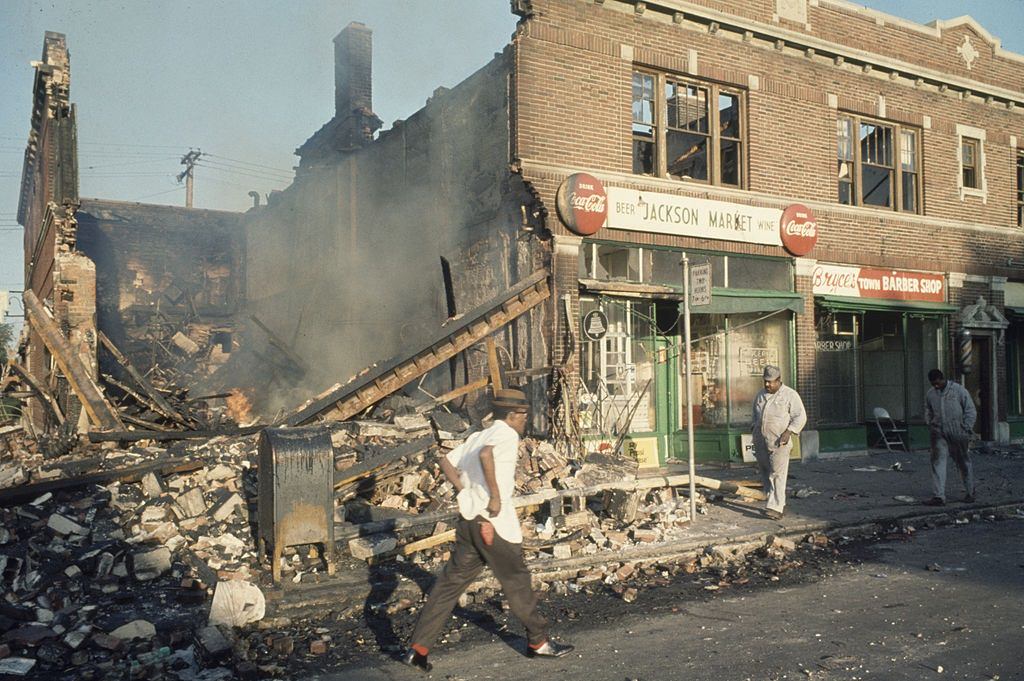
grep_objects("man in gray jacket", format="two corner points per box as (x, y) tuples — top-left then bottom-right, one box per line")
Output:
(752, 365), (807, 520)
(924, 369), (977, 505)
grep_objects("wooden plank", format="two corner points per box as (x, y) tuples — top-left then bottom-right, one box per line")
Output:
(414, 377), (490, 414)
(402, 529), (456, 555)
(333, 435), (435, 490)
(486, 337), (503, 392)
(513, 473), (765, 507)
(0, 457), (203, 507)
(97, 331), (192, 427)
(6, 360), (64, 424)
(249, 315), (308, 375)
(282, 272), (549, 426)
(87, 424), (265, 443)
(22, 290), (123, 431)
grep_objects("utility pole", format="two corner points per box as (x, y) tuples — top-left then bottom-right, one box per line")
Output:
(178, 149), (202, 208)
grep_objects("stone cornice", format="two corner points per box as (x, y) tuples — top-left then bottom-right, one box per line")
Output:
(597, 0), (1024, 108)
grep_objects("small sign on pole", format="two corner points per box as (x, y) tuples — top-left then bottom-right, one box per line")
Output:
(690, 262), (711, 306)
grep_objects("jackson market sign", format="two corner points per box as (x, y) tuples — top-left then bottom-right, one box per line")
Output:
(606, 187), (783, 246)
(811, 264), (945, 303)
(555, 175), (817, 255)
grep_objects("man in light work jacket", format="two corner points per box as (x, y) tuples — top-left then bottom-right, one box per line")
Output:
(751, 365), (807, 520)
(924, 368), (977, 505)
(402, 389), (573, 672)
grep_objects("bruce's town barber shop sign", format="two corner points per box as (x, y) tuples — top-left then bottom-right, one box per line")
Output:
(812, 264), (945, 302)
(556, 174), (817, 256)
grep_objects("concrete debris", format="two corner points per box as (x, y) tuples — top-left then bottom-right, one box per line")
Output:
(348, 533), (398, 560)
(109, 619), (157, 641)
(208, 580), (266, 627)
(176, 486), (208, 518)
(132, 546), (172, 581)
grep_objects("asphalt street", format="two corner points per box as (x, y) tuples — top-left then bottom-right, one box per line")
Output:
(311, 515), (1024, 681)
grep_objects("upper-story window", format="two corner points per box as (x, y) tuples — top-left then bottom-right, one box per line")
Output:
(837, 114), (920, 213)
(962, 138), (980, 189)
(955, 124), (987, 202)
(632, 70), (745, 188)
(1017, 150), (1023, 228)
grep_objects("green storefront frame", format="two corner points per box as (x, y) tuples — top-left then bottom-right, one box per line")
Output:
(671, 288), (802, 463)
(815, 295), (953, 453)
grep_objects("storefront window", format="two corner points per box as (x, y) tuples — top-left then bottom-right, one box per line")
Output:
(727, 257), (792, 291)
(680, 311), (792, 428)
(682, 314), (727, 427)
(727, 312), (792, 426)
(906, 316), (943, 420)
(579, 297), (658, 435)
(815, 310), (859, 425)
(860, 311), (905, 420)
(816, 305), (947, 425)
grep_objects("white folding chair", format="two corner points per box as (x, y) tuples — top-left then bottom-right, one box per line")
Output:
(872, 407), (908, 452)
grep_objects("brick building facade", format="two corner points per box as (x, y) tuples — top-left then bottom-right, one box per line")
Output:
(247, 0), (1023, 460)
(508, 0), (1024, 463)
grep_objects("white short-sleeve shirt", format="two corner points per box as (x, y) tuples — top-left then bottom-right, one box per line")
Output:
(445, 419), (523, 543)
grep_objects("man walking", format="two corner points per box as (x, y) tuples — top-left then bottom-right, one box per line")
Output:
(751, 365), (806, 520)
(924, 369), (977, 505)
(402, 389), (573, 672)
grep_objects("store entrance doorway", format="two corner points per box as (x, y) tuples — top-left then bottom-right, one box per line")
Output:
(962, 334), (994, 440)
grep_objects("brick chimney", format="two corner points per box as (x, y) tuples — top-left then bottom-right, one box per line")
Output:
(334, 22), (373, 118)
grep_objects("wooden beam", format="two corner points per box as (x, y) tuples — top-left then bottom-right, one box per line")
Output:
(486, 337), (503, 392)
(0, 457), (203, 507)
(87, 424), (265, 443)
(6, 360), (64, 424)
(512, 473), (765, 507)
(334, 435), (435, 491)
(402, 529), (456, 555)
(415, 377), (490, 414)
(249, 315), (308, 376)
(22, 291), (122, 431)
(282, 270), (549, 426)
(97, 331), (192, 427)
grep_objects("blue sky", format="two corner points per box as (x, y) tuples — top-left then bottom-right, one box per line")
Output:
(1, 0), (1023, 322)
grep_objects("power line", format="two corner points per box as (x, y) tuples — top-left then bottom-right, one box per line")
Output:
(195, 162), (291, 183)
(133, 185), (185, 201)
(198, 158), (292, 178)
(204, 153), (294, 175)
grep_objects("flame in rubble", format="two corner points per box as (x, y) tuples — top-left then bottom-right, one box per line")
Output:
(226, 389), (255, 425)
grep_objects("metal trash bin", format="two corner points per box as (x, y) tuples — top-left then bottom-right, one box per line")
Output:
(257, 427), (336, 582)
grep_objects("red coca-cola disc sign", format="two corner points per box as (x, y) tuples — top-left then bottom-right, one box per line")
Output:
(556, 173), (608, 236)
(779, 203), (818, 256)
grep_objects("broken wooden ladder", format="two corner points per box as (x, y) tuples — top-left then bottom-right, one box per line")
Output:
(281, 270), (550, 426)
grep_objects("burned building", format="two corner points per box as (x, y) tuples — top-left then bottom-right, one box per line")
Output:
(248, 1), (1024, 462)
(13, 32), (246, 437)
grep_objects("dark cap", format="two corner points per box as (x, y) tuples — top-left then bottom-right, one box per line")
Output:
(762, 365), (782, 381)
(493, 388), (529, 410)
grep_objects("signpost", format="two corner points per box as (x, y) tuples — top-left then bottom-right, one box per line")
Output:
(681, 255), (710, 523)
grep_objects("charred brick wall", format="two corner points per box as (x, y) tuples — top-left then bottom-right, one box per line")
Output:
(75, 199), (244, 384)
(244, 48), (547, 415)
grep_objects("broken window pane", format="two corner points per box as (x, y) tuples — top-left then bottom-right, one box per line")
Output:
(720, 139), (740, 186)
(718, 92), (740, 138)
(862, 163), (892, 207)
(632, 72), (657, 176)
(666, 130), (708, 181)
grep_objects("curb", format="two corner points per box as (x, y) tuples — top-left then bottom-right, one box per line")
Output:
(264, 500), (1024, 617)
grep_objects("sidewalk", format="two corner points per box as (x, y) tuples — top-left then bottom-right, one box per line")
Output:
(267, 444), (1024, 617)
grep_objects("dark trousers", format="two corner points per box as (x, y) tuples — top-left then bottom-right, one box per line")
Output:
(410, 517), (548, 650)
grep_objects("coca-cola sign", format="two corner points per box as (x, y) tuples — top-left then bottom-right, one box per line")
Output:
(779, 203), (818, 256)
(556, 173), (608, 236)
